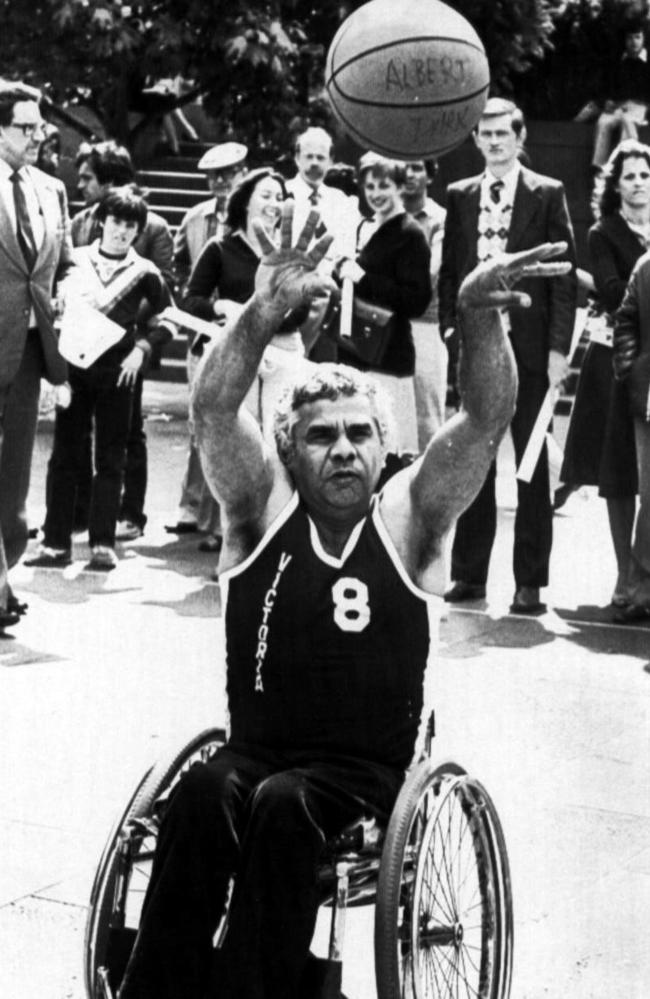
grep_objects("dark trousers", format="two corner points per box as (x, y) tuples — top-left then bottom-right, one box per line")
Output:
(0, 332), (44, 607)
(49, 373), (147, 532)
(119, 373), (147, 529)
(451, 369), (552, 588)
(43, 366), (134, 550)
(119, 745), (401, 999)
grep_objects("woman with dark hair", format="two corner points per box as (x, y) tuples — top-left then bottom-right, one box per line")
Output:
(181, 168), (317, 551)
(337, 153), (431, 459)
(560, 139), (650, 606)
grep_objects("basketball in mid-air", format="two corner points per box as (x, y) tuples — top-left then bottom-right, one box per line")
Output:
(324, 0), (490, 159)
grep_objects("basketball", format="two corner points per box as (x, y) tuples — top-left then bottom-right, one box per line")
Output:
(325, 0), (490, 159)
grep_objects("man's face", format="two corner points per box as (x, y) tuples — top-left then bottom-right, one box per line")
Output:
(206, 165), (246, 200)
(100, 214), (140, 255)
(77, 162), (106, 205)
(285, 395), (384, 521)
(295, 135), (332, 188)
(0, 100), (45, 170)
(625, 31), (645, 57)
(403, 161), (429, 199)
(474, 113), (520, 172)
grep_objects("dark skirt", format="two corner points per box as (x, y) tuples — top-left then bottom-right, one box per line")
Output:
(561, 341), (637, 497)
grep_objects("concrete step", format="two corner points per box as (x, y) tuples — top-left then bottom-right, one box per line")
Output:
(139, 187), (210, 208)
(139, 170), (209, 191)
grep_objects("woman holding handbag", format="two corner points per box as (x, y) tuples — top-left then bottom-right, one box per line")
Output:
(335, 154), (432, 462)
(559, 139), (650, 607)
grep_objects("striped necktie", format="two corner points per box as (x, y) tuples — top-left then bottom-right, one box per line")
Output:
(11, 171), (38, 271)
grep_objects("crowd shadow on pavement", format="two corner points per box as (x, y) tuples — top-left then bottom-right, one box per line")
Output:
(131, 536), (220, 581)
(15, 566), (141, 606)
(140, 583), (221, 618)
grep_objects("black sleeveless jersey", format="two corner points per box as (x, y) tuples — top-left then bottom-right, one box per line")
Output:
(221, 494), (438, 770)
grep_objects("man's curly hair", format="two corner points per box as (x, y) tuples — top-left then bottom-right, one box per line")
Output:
(272, 363), (394, 463)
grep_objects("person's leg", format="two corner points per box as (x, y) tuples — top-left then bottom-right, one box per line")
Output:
(411, 319), (448, 451)
(119, 373), (148, 532)
(510, 372), (552, 590)
(217, 757), (401, 999)
(606, 496), (637, 601)
(449, 459), (497, 586)
(0, 335), (44, 579)
(41, 377), (94, 553)
(627, 419), (650, 609)
(89, 375), (133, 549)
(120, 746), (278, 999)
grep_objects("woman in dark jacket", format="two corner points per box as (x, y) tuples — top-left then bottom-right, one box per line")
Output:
(337, 154), (431, 457)
(560, 139), (650, 605)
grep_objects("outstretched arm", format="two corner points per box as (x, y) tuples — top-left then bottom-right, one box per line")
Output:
(381, 242), (572, 590)
(191, 201), (334, 527)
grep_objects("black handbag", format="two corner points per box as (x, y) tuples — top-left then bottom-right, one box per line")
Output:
(323, 296), (395, 367)
(627, 352), (650, 421)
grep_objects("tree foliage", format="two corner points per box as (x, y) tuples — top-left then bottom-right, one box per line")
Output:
(1, 0), (646, 157)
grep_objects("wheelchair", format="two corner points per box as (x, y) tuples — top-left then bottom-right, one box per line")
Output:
(85, 720), (513, 999)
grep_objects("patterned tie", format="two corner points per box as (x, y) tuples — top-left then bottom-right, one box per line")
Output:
(10, 171), (38, 271)
(309, 188), (320, 206)
(489, 179), (504, 205)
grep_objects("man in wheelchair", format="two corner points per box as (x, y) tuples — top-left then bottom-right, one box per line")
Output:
(118, 203), (570, 998)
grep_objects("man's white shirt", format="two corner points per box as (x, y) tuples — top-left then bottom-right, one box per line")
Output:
(286, 173), (358, 266)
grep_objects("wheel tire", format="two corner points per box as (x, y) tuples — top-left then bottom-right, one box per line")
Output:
(84, 727), (226, 998)
(375, 760), (513, 999)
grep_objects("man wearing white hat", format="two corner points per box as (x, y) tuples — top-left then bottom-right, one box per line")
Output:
(172, 141), (247, 290)
(168, 141), (248, 538)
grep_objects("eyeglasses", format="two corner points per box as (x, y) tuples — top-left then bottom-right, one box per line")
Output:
(9, 121), (45, 137)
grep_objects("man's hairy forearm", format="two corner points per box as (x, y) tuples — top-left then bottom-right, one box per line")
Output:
(456, 303), (518, 433)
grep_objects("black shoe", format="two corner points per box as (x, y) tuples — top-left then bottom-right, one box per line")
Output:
(24, 548), (72, 568)
(198, 534), (222, 553)
(613, 603), (650, 624)
(510, 586), (546, 615)
(164, 521), (198, 535)
(0, 608), (20, 633)
(7, 591), (28, 616)
(444, 581), (487, 603)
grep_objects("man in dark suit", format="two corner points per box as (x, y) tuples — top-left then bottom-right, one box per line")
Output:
(439, 98), (577, 613)
(0, 81), (75, 632)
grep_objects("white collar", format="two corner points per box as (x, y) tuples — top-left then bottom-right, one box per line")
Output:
(290, 172), (326, 201)
(483, 163), (520, 202)
(623, 48), (647, 62)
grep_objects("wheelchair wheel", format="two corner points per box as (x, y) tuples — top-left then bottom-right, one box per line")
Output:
(84, 727), (226, 999)
(375, 760), (512, 999)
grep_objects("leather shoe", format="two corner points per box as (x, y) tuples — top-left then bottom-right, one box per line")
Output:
(7, 590), (28, 616)
(164, 521), (198, 535)
(24, 549), (72, 568)
(613, 603), (650, 624)
(444, 581), (486, 603)
(0, 608), (20, 633)
(510, 586), (546, 615)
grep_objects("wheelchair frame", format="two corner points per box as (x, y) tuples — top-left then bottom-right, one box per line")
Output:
(85, 725), (513, 999)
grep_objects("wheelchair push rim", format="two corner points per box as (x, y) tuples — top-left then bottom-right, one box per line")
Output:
(375, 760), (513, 999)
(83, 727), (227, 999)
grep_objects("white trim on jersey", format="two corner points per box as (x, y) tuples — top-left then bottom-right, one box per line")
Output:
(219, 491), (300, 584)
(307, 512), (366, 568)
(371, 500), (445, 607)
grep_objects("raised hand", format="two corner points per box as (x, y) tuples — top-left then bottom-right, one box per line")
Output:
(458, 242), (572, 311)
(252, 200), (336, 317)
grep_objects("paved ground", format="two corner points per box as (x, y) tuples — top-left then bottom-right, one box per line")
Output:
(1, 383), (648, 999)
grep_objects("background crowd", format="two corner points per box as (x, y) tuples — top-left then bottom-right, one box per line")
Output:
(2, 50), (650, 634)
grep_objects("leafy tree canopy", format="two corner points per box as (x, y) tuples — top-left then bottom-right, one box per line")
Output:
(2, 0), (645, 158)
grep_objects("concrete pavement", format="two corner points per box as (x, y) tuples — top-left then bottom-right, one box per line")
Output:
(0, 383), (648, 998)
